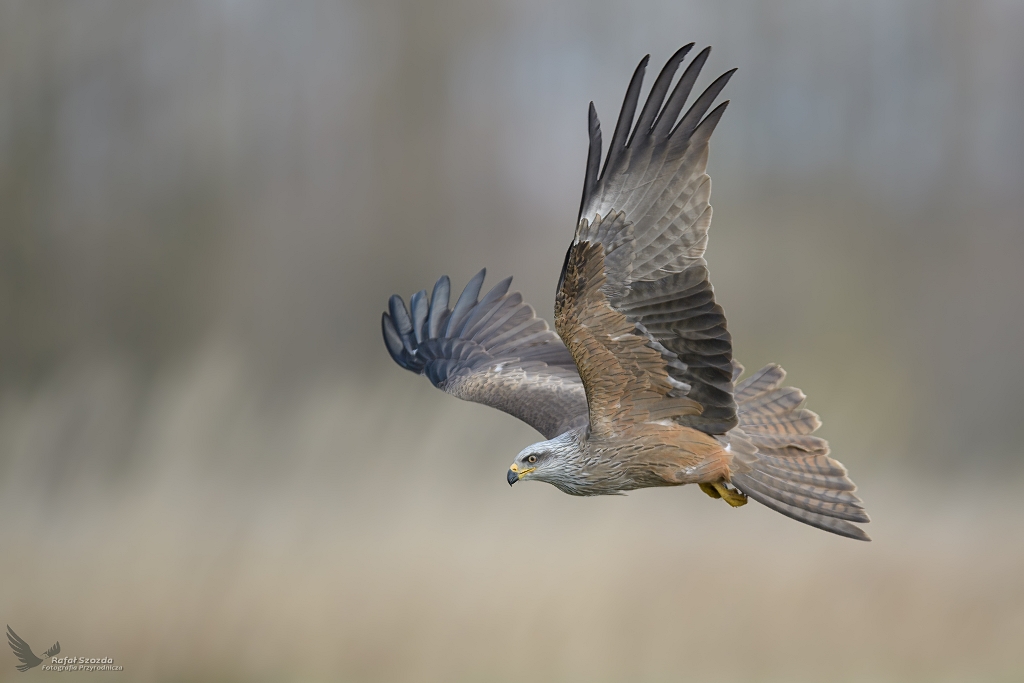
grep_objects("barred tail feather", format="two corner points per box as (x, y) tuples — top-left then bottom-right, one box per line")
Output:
(728, 364), (871, 541)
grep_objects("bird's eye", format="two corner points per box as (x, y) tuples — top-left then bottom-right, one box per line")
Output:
(527, 455), (537, 463)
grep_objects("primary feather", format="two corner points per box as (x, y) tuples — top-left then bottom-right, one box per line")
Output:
(384, 270), (588, 439)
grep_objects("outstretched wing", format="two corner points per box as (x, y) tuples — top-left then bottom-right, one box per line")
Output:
(6, 626), (42, 672)
(556, 240), (702, 438)
(383, 269), (588, 439)
(565, 45), (738, 435)
(43, 642), (60, 658)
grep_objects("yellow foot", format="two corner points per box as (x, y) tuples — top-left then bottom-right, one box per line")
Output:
(699, 482), (722, 499)
(701, 481), (747, 507)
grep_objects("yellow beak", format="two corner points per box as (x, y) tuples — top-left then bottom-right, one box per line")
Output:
(507, 463), (536, 486)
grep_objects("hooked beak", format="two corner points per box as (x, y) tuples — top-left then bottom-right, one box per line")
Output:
(507, 462), (535, 486)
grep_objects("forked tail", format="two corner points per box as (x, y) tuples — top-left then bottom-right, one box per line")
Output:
(727, 364), (871, 541)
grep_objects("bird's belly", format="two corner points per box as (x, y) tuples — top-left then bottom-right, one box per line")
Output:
(583, 424), (732, 491)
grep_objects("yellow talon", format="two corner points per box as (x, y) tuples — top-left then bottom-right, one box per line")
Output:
(700, 481), (747, 507)
(716, 481), (748, 507)
(699, 482), (722, 499)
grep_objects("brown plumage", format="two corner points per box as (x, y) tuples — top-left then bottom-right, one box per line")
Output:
(383, 45), (870, 540)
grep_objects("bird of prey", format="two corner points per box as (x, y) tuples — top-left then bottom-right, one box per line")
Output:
(382, 45), (870, 540)
(7, 625), (60, 672)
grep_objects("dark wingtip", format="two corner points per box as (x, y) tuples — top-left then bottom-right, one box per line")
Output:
(600, 53), (651, 181)
(691, 99), (731, 141)
(427, 275), (452, 339)
(651, 46), (712, 139)
(382, 312), (404, 362)
(630, 44), (697, 146)
(447, 269), (488, 336)
(388, 294), (411, 333)
(580, 101), (603, 221)
(672, 66), (737, 141)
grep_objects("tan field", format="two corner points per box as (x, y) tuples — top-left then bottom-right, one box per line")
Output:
(1, 357), (1021, 682)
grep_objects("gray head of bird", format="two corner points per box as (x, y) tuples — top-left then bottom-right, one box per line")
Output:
(507, 430), (581, 487)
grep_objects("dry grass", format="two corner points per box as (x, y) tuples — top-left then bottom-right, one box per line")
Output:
(0, 350), (1021, 683)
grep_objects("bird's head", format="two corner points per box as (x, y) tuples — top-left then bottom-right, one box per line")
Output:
(507, 431), (580, 487)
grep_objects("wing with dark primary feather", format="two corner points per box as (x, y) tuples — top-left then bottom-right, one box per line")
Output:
(561, 45), (738, 435)
(383, 269), (588, 439)
(556, 240), (702, 438)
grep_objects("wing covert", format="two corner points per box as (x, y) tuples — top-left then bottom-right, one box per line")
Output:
(555, 240), (702, 438)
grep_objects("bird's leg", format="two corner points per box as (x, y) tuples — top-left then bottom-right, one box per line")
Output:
(700, 480), (747, 507)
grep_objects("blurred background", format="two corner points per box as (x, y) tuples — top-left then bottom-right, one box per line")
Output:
(1, 1), (1022, 681)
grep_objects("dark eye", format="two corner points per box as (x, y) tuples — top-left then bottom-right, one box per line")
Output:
(527, 455), (537, 463)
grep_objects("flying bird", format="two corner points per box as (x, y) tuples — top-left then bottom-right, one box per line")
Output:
(382, 45), (870, 540)
(7, 625), (59, 672)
